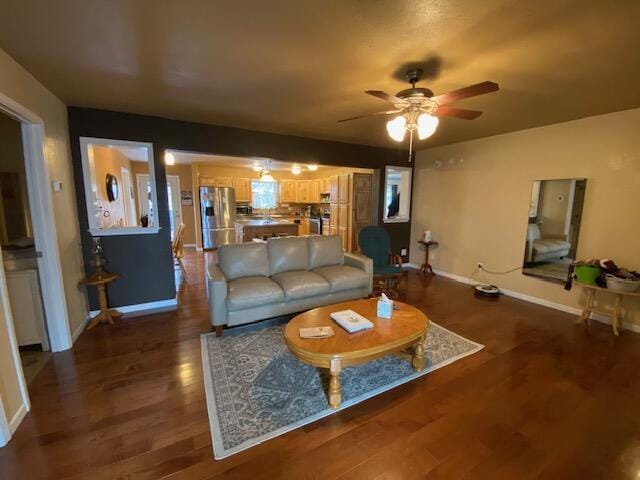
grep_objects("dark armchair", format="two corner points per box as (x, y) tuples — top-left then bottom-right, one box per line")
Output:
(358, 226), (406, 297)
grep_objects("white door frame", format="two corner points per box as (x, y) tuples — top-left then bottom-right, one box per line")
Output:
(167, 174), (181, 240)
(0, 92), (73, 445)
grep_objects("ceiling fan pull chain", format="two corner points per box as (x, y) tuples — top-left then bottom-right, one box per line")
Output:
(408, 129), (414, 162)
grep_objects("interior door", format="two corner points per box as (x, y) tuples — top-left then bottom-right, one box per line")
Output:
(166, 175), (181, 240)
(120, 167), (137, 227)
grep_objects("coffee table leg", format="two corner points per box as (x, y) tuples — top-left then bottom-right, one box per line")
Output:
(412, 334), (426, 372)
(329, 359), (342, 409)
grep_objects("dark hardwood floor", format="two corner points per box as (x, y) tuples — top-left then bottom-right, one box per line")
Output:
(2, 249), (639, 479)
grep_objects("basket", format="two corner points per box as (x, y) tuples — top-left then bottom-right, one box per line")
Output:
(605, 274), (640, 293)
(575, 265), (601, 286)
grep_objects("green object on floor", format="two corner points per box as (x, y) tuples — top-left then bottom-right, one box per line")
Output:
(575, 265), (601, 285)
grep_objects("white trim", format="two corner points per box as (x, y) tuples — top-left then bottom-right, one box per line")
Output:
(88, 297), (177, 318)
(8, 404), (28, 434)
(431, 268), (640, 334)
(0, 394), (10, 447)
(79, 137), (160, 237)
(184, 243), (196, 248)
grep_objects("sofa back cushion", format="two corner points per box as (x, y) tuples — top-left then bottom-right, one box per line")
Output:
(308, 235), (344, 269)
(218, 242), (269, 280)
(267, 236), (309, 275)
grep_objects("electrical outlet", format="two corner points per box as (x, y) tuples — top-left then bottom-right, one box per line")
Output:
(477, 262), (483, 269)
(401, 248), (407, 256)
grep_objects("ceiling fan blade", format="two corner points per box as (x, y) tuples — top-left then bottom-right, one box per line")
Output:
(433, 106), (483, 120)
(338, 110), (401, 122)
(431, 81), (499, 105)
(365, 90), (407, 105)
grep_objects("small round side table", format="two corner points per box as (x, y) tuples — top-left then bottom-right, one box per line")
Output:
(418, 240), (439, 275)
(79, 270), (122, 329)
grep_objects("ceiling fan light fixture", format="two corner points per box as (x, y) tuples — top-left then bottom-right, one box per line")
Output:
(417, 114), (439, 140)
(386, 116), (407, 142)
(291, 165), (302, 175)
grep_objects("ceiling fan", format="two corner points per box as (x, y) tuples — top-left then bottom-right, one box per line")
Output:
(339, 68), (499, 160)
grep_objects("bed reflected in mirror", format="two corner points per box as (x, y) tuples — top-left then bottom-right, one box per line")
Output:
(522, 178), (587, 283)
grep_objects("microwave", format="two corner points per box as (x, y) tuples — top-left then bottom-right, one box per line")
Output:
(236, 205), (253, 215)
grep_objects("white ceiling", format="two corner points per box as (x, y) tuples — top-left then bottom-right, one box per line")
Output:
(1, 0), (639, 148)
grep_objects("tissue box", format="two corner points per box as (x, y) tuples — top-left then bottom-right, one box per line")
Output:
(377, 296), (393, 319)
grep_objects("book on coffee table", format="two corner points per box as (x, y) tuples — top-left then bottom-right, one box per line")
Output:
(330, 310), (374, 333)
(299, 326), (334, 339)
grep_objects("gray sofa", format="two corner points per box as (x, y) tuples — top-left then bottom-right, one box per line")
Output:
(206, 235), (373, 335)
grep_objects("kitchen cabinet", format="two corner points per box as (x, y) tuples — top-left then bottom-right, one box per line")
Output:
(7, 270), (47, 347)
(201, 176), (233, 187)
(233, 177), (252, 202)
(279, 179), (297, 203)
(321, 178), (331, 194)
(329, 176), (338, 203)
(338, 174), (349, 203)
(299, 217), (310, 235)
(311, 180), (320, 203)
(297, 180), (311, 203)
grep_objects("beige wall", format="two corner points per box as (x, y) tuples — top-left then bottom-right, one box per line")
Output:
(0, 48), (88, 423)
(411, 108), (640, 326)
(92, 146), (132, 228)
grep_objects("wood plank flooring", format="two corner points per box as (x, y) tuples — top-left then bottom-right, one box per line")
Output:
(1, 249), (639, 479)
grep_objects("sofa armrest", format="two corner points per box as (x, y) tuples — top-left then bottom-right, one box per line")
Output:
(344, 252), (373, 295)
(206, 261), (228, 326)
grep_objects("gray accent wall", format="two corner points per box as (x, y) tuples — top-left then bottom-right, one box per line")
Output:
(68, 107), (412, 310)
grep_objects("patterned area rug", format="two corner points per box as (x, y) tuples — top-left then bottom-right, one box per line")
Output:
(201, 319), (483, 459)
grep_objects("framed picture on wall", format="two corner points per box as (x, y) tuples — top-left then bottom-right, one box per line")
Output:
(181, 190), (193, 206)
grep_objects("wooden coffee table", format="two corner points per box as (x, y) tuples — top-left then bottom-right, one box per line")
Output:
(284, 298), (429, 409)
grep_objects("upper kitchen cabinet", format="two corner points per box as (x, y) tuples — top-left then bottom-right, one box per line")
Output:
(279, 179), (297, 203)
(201, 176), (233, 187)
(329, 176), (338, 203)
(311, 179), (321, 203)
(233, 177), (252, 202)
(297, 180), (311, 203)
(338, 174), (349, 203)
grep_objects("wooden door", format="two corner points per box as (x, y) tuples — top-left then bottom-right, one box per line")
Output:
(351, 173), (373, 251)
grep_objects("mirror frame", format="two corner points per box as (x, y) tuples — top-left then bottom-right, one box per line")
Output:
(80, 136), (160, 236)
(382, 165), (412, 223)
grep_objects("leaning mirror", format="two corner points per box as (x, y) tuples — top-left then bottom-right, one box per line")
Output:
(80, 137), (159, 236)
(383, 166), (412, 223)
(522, 178), (587, 282)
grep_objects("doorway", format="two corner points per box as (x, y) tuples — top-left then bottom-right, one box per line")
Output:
(0, 111), (51, 386)
(167, 175), (181, 240)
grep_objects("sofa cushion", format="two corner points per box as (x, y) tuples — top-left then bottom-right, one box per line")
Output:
(312, 265), (369, 292)
(308, 235), (344, 269)
(271, 270), (330, 300)
(226, 276), (284, 311)
(267, 236), (309, 275)
(218, 242), (269, 280)
(532, 239), (571, 255)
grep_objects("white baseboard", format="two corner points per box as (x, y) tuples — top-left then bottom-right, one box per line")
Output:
(9, 403), (28, 434)
(78, 297), (178, 339)
(184, 243), (196, 248)
(431, 268), (640, 334)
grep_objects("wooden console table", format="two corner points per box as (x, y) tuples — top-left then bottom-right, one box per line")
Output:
(418, 240), (439, 275)
(575, 281), (640, 336)
(79, 270), (122, 330)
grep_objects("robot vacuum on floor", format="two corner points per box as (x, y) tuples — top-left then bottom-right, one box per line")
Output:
(474, 284), (501, 298)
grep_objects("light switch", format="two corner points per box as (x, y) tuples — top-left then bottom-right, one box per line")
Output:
(52, 180), (63, 192)
(401, 248), (407, 256)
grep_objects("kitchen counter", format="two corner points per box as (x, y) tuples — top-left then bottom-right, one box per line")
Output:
(234, 219), (299, 242)
(234, 218), (298, 227)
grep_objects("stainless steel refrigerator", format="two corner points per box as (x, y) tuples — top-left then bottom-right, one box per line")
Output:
(200, 186), (236, 249)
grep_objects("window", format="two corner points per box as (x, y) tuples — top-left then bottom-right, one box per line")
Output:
(251, 180), (278, 209)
